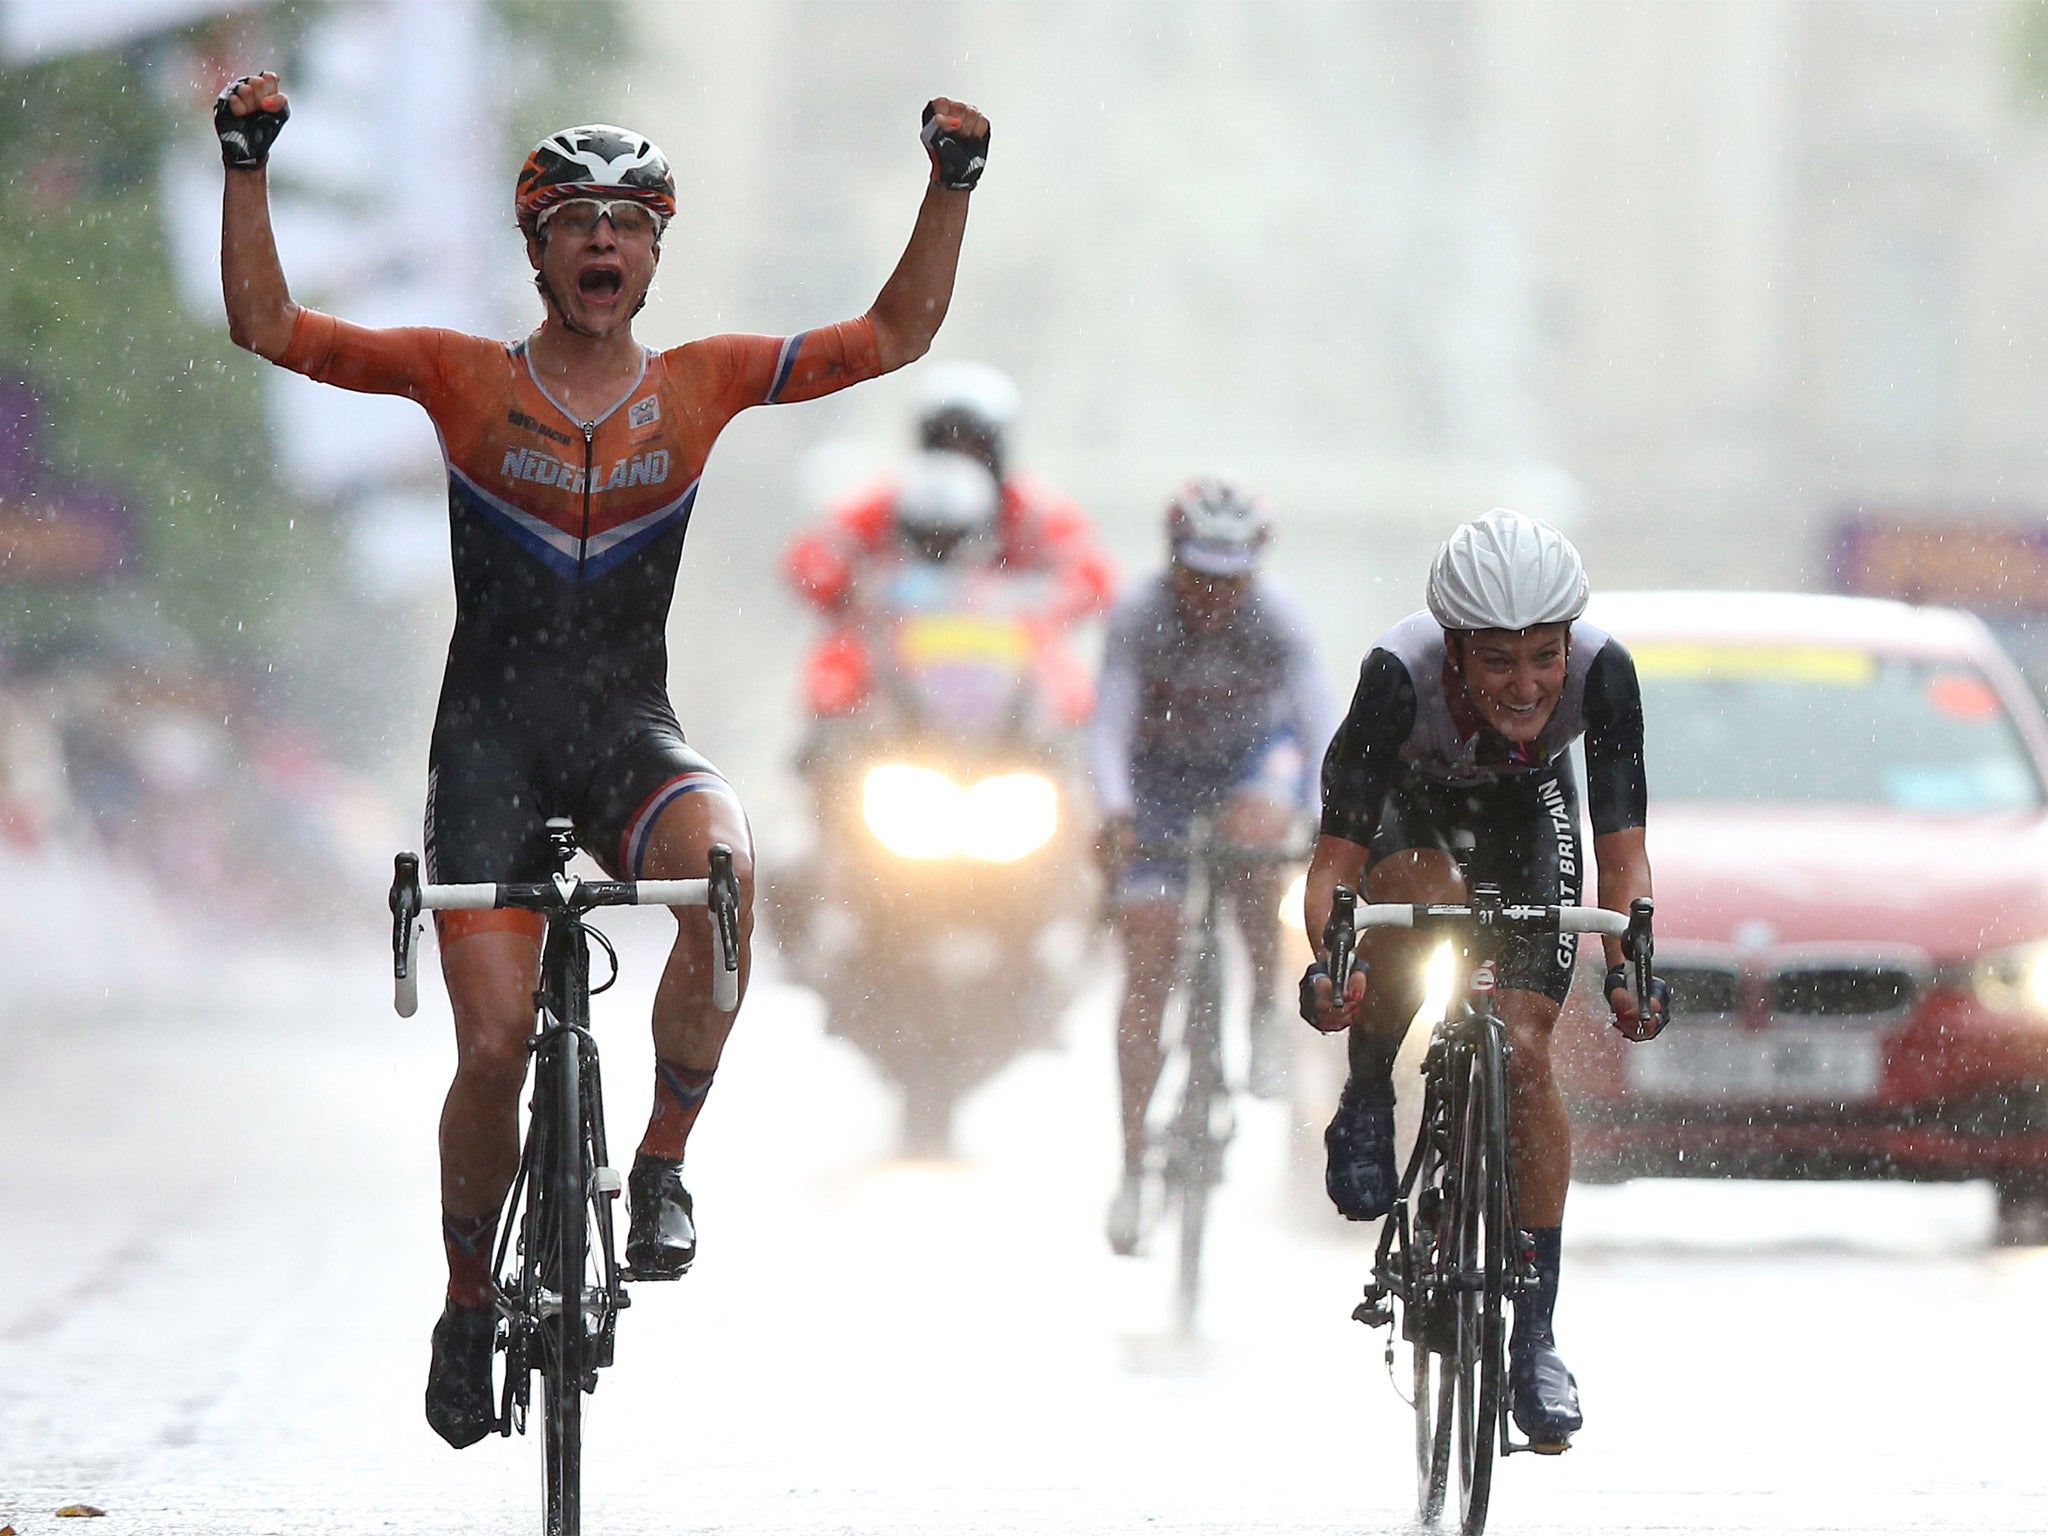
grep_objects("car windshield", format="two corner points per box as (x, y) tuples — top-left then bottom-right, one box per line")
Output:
(1628, 641), (2045, 811)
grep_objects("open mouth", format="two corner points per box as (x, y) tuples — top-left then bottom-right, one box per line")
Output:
(577, 268), (624, 300)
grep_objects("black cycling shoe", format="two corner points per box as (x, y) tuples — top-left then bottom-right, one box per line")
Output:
(424, 1299), (498, 1449)
(625, 1153), (697, 1277)
(1509, 1336), (1583, 1451)
(1324, 1078), (1398, 1220)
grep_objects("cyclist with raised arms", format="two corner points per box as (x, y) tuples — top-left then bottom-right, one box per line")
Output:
(215, 71), (989, 1449)
(1301, 508), (1667, 1451)
(1092, 477), (1334, 1254)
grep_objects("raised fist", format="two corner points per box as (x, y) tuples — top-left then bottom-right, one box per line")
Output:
(921, 97), (989, 191)
(214, 72), (290, 170)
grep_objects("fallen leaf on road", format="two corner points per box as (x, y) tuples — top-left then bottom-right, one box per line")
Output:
(55, 1508), (106, 1518)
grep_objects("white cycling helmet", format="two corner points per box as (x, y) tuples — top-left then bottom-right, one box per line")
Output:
(914, 360), (1021, 460)
(1167, 475), (1273, 577)
(895, 450), (1000, 540)
(1426, 508), (1588, 631)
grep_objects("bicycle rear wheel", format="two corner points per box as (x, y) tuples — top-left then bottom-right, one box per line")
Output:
(1451, 1027), (1510, 1536)
(541, 1028), (588, 1536)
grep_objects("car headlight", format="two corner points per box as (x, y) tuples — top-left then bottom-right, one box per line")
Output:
(1971, 941), (2048, 1018)
(860, 764), (1059, 862)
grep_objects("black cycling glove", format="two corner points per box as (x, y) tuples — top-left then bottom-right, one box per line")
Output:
(1604, 963), (1671, 1042)
(214, 79), (289, 169)
(1299, 957), (1367, 1030)
(1297, 961), (1328, 1027)
(921, 101), (987, 191)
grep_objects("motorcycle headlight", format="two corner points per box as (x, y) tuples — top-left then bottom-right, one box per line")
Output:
(959, 772), (1059, 862)
(1971, 940), (2048, 1020)
(860, 765), (1059, 862)
(861, 763), (961, 860)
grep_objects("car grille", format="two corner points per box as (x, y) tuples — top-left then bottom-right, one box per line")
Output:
(1771, 965), (1918, 1019)
(1662, 964), (1742, 1018)
(1650, 950), (1924, 1028)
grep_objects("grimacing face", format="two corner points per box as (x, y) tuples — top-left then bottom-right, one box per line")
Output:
(525, 201), (661, 336)
(1450, 622), (1571, 743)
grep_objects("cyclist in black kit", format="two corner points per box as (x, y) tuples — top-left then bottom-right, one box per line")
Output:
(1300, 509), (1668, 1451)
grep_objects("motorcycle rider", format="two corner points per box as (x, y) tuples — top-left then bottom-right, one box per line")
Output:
(1093, 477), (1335, 1255)
(1302, 508), (1669, 1451)
(783, 361), (1116, 670)
(792, 447), (1005, 732)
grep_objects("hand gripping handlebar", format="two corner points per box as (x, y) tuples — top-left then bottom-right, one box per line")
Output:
(388, 847), (743, 1018)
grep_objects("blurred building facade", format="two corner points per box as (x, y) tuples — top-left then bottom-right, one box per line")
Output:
(623, 0), (2048, 602)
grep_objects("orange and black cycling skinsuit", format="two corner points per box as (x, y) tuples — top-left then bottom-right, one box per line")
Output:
(278, 310), (880, 923)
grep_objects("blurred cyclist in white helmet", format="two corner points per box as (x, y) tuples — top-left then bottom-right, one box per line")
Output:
(1302, 508), (1668, 1454)
(784, 361), (1114, 724)
(1092, 476), (1336, 1254)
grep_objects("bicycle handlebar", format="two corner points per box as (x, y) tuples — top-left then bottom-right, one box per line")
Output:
(411, 878), (716, 912)
(389, 848), (742, 1018)
(1322, 887), (1659, 1026)
(1348, 902), (1629, 935)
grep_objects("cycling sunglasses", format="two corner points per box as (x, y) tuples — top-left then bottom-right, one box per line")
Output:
(539, 197), (664, 241)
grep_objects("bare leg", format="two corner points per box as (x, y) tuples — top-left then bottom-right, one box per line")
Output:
(1501, 991), (1570, 1226)
(1219, 790), (1294, 1009)
(438, 927), (543, 1219)
(621, 783), (754, 1276)
(426, 923), (542, 1444)
(1114, 898), (1180, 1170)
(1350, 848), (1467, 1074)
(640, 783), (754, 1084)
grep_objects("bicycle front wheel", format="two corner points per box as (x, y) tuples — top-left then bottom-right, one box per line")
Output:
(1451, 1027), (1511, 1536)
(541, 1028), (588, 1536)
(1173, 1134), (1215, 1332)
(1407, 1066), (1458, 1524)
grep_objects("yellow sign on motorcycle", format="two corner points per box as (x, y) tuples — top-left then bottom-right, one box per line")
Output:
(896, 612), (1035, 670)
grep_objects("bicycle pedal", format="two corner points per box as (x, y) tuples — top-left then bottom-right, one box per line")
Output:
(592, 1166), (623, 1196)
(618, 1263), (687, 1283)
(1351, 1297), (1395, 1328)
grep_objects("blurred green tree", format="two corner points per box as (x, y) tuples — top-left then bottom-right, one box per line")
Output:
(0, 36), (314, 663)
(0, 0), (625, 669)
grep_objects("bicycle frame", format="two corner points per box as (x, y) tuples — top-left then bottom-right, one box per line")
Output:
(1339, 884), (1651, 1535)
(1131, 822), (1305, 1330)
(1158, 830), (1233, 1331)
(388, 820), (740, 1536)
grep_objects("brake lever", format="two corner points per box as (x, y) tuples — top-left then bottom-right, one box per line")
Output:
(706, 844), (742, 1013)
(1627, 896), (1656, 1030)
(1324, 885), (1359, 1001)
(390, 852), (423, 1018)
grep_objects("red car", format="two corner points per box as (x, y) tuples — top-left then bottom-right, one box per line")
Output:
(1553, 591), (2048, 1242)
